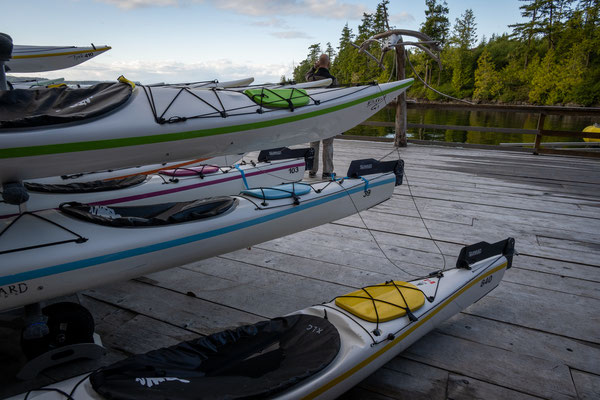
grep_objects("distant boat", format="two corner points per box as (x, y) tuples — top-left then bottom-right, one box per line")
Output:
(583, 123), (600, 142)
(6, 44), (111, 73)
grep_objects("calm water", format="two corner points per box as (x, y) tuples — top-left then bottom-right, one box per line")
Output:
(345, 107), (598, 145)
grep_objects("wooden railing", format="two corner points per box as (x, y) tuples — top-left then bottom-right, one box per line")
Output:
(350, 101), (600, 158)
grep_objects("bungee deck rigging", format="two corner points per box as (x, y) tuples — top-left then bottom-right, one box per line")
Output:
(0, 159), (402, 313)
(139, 82), (376, 124)
(9, 238), (515, 400)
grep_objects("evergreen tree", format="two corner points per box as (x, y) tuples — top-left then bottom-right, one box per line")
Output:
(421, 0), (450, 46)
(357, 13), (374, 40)
(448, 9), (477, 96)
(473, 50), (502, 100)
(338, 23), (354, 50)
(292, 43), (322, 82)
(373, 0), (391, 33)
(451, 8), (477, 49)
(325, 42), (336, 61)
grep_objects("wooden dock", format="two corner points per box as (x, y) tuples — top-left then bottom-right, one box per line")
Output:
(1, 140), (599, 399)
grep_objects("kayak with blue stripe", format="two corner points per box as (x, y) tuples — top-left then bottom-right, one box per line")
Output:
(0, 148), (312, 219)
(0, 159), (402, 313)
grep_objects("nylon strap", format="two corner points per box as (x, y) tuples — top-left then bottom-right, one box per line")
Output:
(234, 164), (249, 189)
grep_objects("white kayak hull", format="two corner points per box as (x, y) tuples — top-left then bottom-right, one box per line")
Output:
(6, 45), (111, 73)
(0, 169), (397, 312)
(27, 154), (243, 183)
(0, 79), (413, 182)
(8, 239), (514, 400)
(0, 157), (306, 218)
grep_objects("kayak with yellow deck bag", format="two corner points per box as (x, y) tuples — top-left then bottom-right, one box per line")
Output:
(8, 237), (515, 400)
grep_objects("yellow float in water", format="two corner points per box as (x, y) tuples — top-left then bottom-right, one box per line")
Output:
(583, 124), (600, 142)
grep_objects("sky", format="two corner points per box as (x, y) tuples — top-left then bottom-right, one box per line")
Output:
(5, 0), (524, 84)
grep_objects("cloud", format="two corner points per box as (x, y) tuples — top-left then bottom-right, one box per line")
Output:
(98, 0), (181, 10)
(11, 58), (292, 85)
(250, 17), (289, 28)
(389, 11), (415, 24)
(213, 0), (366, 19)
(98, 0), (367, 19)
(269, 31), (313, 39)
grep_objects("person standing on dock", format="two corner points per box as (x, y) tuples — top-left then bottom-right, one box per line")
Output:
(306, 54), (338, 179)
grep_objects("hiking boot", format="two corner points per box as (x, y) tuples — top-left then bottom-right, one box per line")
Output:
(322, 172), (336, 180)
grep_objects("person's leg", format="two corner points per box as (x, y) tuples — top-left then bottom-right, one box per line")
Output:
(309, 140), (320, 176)
(321, 137), (334, 176)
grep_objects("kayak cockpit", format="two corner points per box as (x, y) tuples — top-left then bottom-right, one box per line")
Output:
(89, 314), (340, 399)
(0, 81), (133, 129)
(59, 197), (236, 227)
(24, 175), (146, 194)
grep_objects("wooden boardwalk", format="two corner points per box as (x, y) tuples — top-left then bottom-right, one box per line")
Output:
(1, 140), (599, 399)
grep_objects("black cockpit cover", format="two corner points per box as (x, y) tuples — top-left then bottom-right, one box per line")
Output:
(0, 82), (132, 129)
(24, 175), (146, 194)
(59, 196), (236, 227)
(90, 314), (340, 399)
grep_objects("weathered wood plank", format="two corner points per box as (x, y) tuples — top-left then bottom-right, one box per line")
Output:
(145, 258), (353, 318)
(405, 331), (577, 399)
(335, 211), (600, 265)
(376, 196), (600, 235)
(348, 357), (448, 400)
(468, 282), (600, 343)
(571, 369), (600, 400)
(438, 313), (600, 375)
(446, 373), (541, 400)
(84, 280), (263, 335)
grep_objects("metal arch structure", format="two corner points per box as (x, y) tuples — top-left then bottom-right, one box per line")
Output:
(354, 29), (441, 147)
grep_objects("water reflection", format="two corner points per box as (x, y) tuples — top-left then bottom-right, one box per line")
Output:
(345, 107), (597, 145)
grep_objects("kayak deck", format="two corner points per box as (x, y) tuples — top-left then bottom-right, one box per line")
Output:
(1, 141), (598, 399)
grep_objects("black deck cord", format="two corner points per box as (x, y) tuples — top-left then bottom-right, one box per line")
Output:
(234, 157), (311, 186)
(158, 87), (186, 122)
(162, 163), (223, 180)
(236, 179), (335, 210)
(210, 88), (228, 117)
(388, 280), (419, 321)
(335, 280), (426, 332)
(141, 85), (159, 123)
(0, 212), (88, 255)
(24, 371), (95, 400)
(361, 287), (381, 333)
(321, 303), (377, 344)
(184, 87), (227, 118)
(24, 387), (75, 400)
(141, 83), (377, 123)
(251, 183), (301, 206)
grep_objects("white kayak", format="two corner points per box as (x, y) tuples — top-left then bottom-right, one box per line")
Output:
(27, 154), (243, 183)
(147, 77), (255, 89)
(8, 237), (515, 400)
(6, 45), (111, 73)
(11, 77), (255, 91)
(0, 78), (414, 183)
(0, 159), (402, 313)
(0, 148), (312, 218)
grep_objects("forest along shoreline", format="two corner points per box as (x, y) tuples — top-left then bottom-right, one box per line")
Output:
(289, 0), (599, 108)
